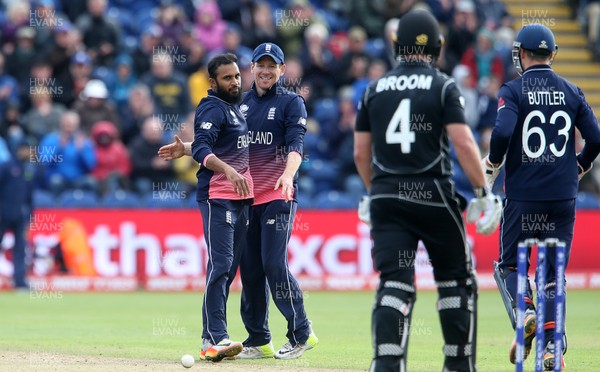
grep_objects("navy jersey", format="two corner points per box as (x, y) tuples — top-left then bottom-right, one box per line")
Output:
(0, 156), (34, 222)
(489, 65), (600, 201)
(355, 63), (466, 195)
(241, 82), (307, 205)
(192, 90), (254, 201)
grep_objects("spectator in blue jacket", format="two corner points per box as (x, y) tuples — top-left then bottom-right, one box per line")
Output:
(38, 111), (96, 193)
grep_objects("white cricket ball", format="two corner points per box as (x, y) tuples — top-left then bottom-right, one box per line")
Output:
(181, 354), (195, 368)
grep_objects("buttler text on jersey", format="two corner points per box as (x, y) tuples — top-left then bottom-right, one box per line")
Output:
(527, 90), (566, 106)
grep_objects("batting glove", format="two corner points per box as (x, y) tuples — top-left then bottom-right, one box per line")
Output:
(481, 155), (504, 189)
(358, 195), (371, 227)
(577, 153), (592, 181)
(466, 187), (502, 235)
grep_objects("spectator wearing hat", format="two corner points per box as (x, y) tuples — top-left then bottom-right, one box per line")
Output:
(75, 0), (121, 66)
(38, 110), (97, 194)
(73, 79), (120, 134)
(90, 120), (132, 195)
(335, 25), (371, 88)
(5, 27), (37, 87)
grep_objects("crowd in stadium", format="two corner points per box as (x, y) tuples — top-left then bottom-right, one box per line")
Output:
(0, 0), (599, 209)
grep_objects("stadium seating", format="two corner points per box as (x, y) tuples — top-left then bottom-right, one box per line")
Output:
(101, 190), (142, 208)
(313, 190), (357, 209)
(33, 190), (55, 209)
(576, 191), (600, 209)
(56, 190), (100, 208)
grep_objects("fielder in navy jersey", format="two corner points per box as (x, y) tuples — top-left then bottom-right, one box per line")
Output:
(482, 24), (600, 369)
(188, 53), (253, 362)
(235, 43), (317, 360)
(158, 44), (317, 360)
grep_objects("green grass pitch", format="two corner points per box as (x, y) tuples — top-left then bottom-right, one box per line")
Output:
(1, 289), (599, 371)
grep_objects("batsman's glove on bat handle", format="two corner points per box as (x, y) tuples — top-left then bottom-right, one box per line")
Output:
(482, 154), (504, 189)
(466, 187), (502, 235)
(358, 195), (371, 228)
(577, 152), (592, 181)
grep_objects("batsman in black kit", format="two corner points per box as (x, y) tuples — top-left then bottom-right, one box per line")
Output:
(354, 10), (503, 372)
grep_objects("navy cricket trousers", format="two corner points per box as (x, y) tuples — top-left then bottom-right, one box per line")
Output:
(240, 199), (310, 347)
(0, 217), (27, 287)
(199, 199), (249, 344)
(497, 199), (574, 344)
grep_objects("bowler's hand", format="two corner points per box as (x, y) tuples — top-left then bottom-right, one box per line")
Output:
(274, 172), (294, 202)
(158, 135), (185, 160)
(226, 169), (251, 198)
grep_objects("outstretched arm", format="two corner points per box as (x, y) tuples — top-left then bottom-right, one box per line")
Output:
(157, 135), (192, 160)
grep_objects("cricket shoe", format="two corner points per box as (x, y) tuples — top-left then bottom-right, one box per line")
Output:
(274, 325), (318, 359)
(236, 342), (275, 359)
(204, 339), (243, 362)
(199, 339), (211, 360)
(543, 341), (566, 371)
(509, 309), (537, 364)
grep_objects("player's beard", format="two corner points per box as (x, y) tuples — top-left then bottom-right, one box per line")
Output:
(214, 83), (242, 104)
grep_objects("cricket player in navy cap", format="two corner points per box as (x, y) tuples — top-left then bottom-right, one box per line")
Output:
(483, 23), (600, 370)
(235, 42), (317, 360)
(158, 44), (317, 360)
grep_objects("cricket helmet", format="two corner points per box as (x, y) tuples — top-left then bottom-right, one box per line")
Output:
(394, 9), (444, 59)
(512, 23), (558, 75)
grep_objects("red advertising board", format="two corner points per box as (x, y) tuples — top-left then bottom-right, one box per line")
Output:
(1, 209), (599, 291)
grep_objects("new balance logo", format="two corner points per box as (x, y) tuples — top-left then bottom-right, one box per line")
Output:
(267, 107), (276, 120)
(266, 219), (275, 224)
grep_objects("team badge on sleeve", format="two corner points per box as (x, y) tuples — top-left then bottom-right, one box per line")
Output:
(497, 97), (506, 111)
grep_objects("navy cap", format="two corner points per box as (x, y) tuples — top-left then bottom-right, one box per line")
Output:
(252, 43), (285, 64)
